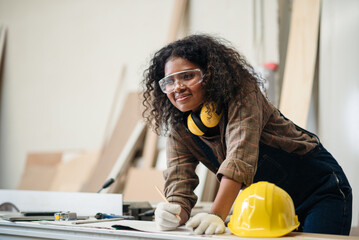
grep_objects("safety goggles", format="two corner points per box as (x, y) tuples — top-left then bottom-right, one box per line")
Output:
(158, 69), (204, 94)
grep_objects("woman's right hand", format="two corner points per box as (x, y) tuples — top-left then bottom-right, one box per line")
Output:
(155, 202), (181, 230)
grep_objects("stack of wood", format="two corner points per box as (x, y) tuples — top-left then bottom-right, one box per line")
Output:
(18, 89), (218, 202)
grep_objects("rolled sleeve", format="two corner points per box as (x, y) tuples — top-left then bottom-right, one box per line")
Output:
(217, 158), (256, 188)
(217, 90), (265, 187)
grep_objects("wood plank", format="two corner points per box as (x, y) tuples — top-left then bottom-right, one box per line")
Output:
(82, 92), (143, 192)
(106, 121), (147, 193)
(279, 0), (321, 128)
(101, 65), (126, 148)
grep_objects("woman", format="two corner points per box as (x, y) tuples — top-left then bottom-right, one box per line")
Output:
(142, 34), (352, 235)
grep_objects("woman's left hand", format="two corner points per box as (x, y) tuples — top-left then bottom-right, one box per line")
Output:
(185, 212), (225, 235)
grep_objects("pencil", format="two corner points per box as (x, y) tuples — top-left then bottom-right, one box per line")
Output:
(154, 185), (181, 221)
(72, 217), (124, 224)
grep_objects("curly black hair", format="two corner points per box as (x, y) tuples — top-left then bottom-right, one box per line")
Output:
(142, 34), (262, 135)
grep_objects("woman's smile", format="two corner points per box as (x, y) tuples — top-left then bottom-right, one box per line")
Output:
(175, 93), (191, 102)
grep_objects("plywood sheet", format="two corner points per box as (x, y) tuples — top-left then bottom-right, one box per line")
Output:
(18, 152), (62, 190)
(50, 151), (99, 192)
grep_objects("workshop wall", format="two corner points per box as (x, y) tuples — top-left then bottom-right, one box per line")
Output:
(319, 0), (359, 234)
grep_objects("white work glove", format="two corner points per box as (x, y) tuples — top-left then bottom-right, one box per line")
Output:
(186, 212), (225, 235)
(155, 202), (181, 231)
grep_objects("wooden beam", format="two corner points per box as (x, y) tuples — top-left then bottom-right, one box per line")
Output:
(279, 0), (321, 128)
(167, 0), (188, 43)
(102, 65), (126, 148)
(106, 121), (147, 193)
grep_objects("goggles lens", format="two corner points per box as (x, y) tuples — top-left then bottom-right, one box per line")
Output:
(158, 69), (204, 94)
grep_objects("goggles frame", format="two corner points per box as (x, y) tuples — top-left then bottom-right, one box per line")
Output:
(158, 68), (204, 94)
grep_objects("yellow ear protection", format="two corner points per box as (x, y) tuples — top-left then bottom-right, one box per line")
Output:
(187, 102), (223, 136)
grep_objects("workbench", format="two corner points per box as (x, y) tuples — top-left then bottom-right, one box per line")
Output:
(0, 219), (357, 240)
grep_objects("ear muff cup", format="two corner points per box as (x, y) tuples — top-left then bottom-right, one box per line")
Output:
(187, 112), (205, 136)
(200, 103), (222, 128)
(187, 103), (222, 136)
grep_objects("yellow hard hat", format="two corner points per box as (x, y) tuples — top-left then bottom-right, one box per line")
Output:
(228, 181), (300, 238)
